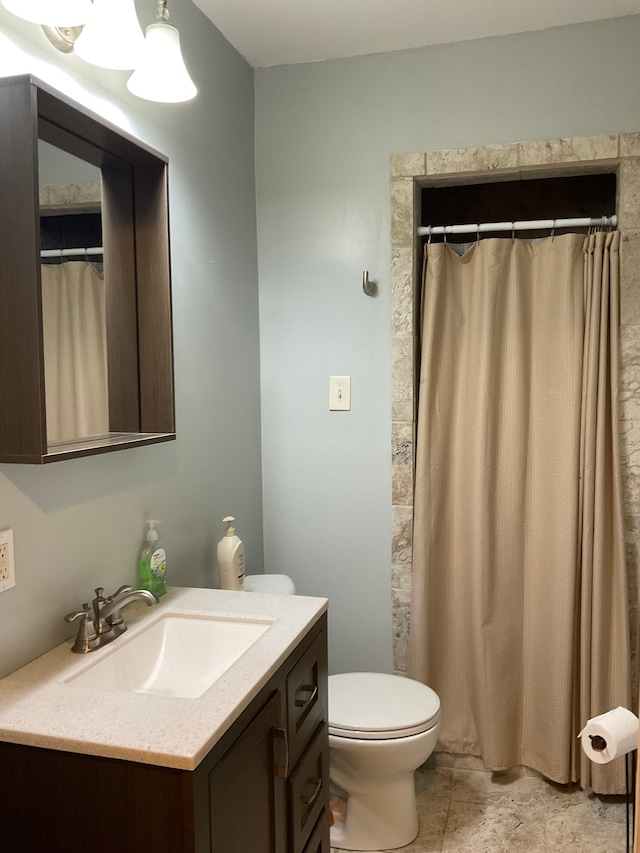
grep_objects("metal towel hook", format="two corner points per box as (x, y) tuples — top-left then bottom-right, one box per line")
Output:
(362, 270), (377, 297)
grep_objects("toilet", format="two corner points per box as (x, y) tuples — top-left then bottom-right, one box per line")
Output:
(242, 574), (441, 851)
(328, 672), (440, 851)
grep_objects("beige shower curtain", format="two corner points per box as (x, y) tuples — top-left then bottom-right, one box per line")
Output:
(407, 232), (631, 794)
(41, 261), (109, 443)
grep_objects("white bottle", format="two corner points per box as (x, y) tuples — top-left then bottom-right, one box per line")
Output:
(217, 516), (245, 591)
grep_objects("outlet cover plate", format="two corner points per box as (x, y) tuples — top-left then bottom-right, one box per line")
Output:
(0, 528), (15, 593)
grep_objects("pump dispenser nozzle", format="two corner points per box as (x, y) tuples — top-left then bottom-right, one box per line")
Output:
(145, 519), (161, 542)
(223, 516), (236, 536)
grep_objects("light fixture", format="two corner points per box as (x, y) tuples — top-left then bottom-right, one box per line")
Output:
(74, 0), (145, 71)
(127, 0), (196, 103)
(2, 0), (196, 105)
(1, 0), (92, 26)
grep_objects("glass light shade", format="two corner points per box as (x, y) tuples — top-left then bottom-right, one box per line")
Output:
(74, 0), (145, 70)
(1, 0), (92, 26)
(127, 22), (196, 103)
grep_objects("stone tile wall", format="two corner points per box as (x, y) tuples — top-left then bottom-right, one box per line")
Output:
(390, 135), (640, 700)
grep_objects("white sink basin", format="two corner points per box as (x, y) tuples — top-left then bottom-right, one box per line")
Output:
(66, 613), (273, 698)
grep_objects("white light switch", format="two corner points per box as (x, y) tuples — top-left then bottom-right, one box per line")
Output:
(0, 528), (15, 593)
(329, 376), (351, 411)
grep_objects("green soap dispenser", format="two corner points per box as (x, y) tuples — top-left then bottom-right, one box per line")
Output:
(138, 519), (167, 597)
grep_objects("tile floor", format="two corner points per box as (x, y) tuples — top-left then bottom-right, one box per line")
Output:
(331, 753), (632, 853)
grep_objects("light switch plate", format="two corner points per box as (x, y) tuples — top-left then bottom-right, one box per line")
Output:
(329, 376), (351, 411)
(0, 528), (15, 593)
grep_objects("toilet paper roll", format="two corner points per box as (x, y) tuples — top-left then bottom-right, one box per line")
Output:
(579, 707), (639, 764)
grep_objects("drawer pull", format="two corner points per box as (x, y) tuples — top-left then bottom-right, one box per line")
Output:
(273, 727), (289, 779)
(295, 684), (318, 710)
(301, 776), (322, 808)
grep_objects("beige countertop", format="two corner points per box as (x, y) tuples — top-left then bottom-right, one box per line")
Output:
(0, 587), (327, 770)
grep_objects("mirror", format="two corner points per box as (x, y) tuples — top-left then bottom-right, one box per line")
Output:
(0, 75), (175, 463)
(38, 140), (109, 446)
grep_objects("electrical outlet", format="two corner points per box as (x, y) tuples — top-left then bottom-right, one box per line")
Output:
(0, 528), (15, 593)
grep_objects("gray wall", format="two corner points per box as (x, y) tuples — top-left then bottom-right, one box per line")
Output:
(255, 16), (640, 675)
(38, 140), (101, 185)
(0, 2), (263, 678)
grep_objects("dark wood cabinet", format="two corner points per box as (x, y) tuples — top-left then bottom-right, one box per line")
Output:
(0, 614), (330, 853)
(209, 690), (285, 853)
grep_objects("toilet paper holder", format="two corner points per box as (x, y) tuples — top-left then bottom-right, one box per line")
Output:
(589, 734), (607, 751)
(580, 708), (638, 853)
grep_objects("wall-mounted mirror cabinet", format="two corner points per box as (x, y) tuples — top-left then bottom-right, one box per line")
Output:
(0, 75), (175, 463)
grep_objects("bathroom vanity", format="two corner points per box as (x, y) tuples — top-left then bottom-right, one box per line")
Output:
(0, 588), (329, 853)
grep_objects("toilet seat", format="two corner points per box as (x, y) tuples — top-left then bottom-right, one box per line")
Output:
(328, 672), (440, 740)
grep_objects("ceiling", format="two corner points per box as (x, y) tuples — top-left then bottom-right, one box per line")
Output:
(191, 0), (640, 68)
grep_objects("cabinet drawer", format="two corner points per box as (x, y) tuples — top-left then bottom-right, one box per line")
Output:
(302, 810), (330, 853)
(288, 724), (329, 853)
(286, 629), (327, 767)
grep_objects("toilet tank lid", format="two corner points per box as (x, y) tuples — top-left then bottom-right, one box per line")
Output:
(328, 672), (440, 734)
(243, 574), (295, 594)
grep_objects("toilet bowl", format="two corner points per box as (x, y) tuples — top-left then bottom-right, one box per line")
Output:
(328, 672), (440, 851)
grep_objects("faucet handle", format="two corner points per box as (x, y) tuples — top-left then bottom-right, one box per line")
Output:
(64, 603), (94, 626)
(106, 585), (134, 629)
(64, 604), (99, 654)
(109, 585), (133, 601)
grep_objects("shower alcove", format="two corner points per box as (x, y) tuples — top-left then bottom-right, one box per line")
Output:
(389, 133), (640, 705)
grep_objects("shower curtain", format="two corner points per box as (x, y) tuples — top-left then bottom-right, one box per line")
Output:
(41, 261), (109, 443)
(407, 232), (631, 794)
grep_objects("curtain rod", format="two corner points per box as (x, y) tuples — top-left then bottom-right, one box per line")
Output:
(417, 215), (617, 237)
(41, 247), (103, 258)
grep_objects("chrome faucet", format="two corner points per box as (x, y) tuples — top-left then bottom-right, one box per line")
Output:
(65, 585), (159, 653)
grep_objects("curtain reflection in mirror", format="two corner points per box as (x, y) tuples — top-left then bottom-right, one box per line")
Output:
(41, 261), (109, 443)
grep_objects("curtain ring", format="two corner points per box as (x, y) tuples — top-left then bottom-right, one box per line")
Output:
(443, 226), (448, 244)
(551, 219), (556, 240)
(427, 228), (432, 245)
(476, 224), (480, 245)
(511, 222), (515, 240)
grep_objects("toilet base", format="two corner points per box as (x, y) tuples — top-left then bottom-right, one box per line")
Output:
(329, 772), (419, 851)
